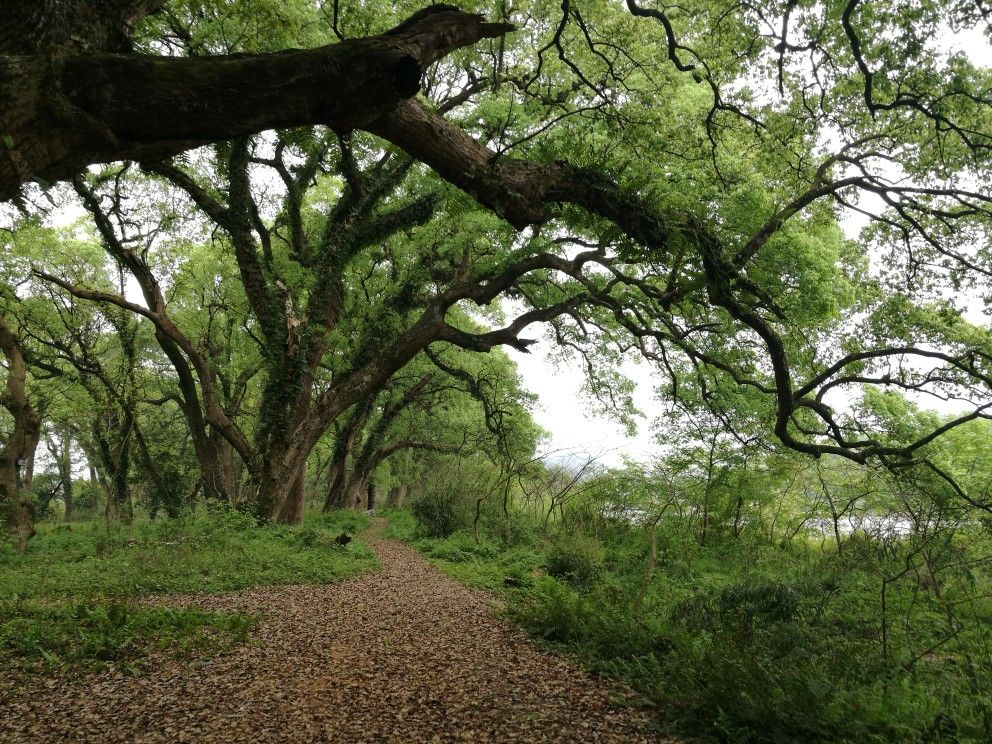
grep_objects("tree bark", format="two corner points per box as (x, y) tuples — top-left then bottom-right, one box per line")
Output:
(0, 6), (513, 201)
(46, 429), (74, 520)
(323, 459), (350, 512)
(134, 422), (181, 518)
(275, 463), (307, 524)
(0, 1), (168, 56)
(61, 455), (73, 521)
(344, 476), (367, 511)
(321, 398), (375, 513)
(0, 314), (42, 552)
(94, 412), (134, 524)
(87, 461), (99, 511)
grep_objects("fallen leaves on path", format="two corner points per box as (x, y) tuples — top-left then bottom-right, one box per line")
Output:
(1, 521), (667, 742)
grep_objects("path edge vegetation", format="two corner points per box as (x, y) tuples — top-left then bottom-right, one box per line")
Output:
(0, 509), (377, 675)
(383, 499), (992, 743)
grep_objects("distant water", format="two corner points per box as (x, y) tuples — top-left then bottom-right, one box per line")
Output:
(808, 514), (915, 537)
(603, 502), (919, 536)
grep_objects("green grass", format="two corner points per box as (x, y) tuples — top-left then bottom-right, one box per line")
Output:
(1, 509), (376, 599)
(390, 507), (992, 743)
(380, 508), (545, 591)
(0, 600), (257, 674)
(0, 509), (377, 672)
(417, 531), (545, 591)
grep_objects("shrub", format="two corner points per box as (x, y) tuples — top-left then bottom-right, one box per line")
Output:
(309, 509), (372, 535)
(546, 532), (605, 586)
(410, 491), (472, 538)
(381, 507), (418, 540)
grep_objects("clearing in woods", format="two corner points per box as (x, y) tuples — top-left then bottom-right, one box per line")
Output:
(0, 520), (664, 742)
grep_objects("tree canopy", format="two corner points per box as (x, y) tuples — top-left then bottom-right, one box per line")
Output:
(1, 0), (992, 542)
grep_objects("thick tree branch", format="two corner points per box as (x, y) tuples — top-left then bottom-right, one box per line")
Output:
(366, 99), (678, 247)
(0, 5), (514, 201)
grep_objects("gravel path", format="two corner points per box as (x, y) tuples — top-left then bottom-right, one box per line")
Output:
(1, 521), (664, 742)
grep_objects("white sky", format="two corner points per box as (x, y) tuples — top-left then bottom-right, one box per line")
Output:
(508, 346), (663, 466)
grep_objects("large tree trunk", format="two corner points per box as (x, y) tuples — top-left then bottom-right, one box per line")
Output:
(93, 414), (133, 523)
(324, 469), (369, 512)
(344, 476), (367, 511)
(0, 6), (512, 201)
(198, 428), (239, 505)
(366, 481), (378, 512)
(0, 1), (167, 56)
(275, 463), (307, 525)
(323, 459), (350, 512)
(321, 397), (378, 513)
(0, 315), (42, 552)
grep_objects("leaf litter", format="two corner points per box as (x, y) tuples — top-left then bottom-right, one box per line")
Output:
(0, 520), (669, 742)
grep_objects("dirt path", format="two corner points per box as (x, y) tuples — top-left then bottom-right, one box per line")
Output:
(1, 521), (664, 742)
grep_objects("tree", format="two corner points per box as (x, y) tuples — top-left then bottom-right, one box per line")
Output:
(322, 364), (465, 513)
(43, 425), (75, 520)
(0, 311), (41, 551)
(0, 4), (512, 200)
(4, 0), (992, 531)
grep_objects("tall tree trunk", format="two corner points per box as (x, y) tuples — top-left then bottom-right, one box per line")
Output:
(345, 477), (367, 511)
(94, 416), (133, 523)
(386, 483), (409, 508)
(87, 461), (99, 511)
(62, 463), (73, 521)
(134, 423), (180, 518)
(0, 315), (42, 552)
(321, 400), (374, 513)
(323, 459), (350, 512)
(22, 445), (36, 493)
(49, 430), (74, 520)
(198, 428), (239, 505)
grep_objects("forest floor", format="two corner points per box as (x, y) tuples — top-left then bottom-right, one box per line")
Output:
(0, 519), (665, 743)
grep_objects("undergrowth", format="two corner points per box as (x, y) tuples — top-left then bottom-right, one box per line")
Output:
(0, 600), (257, 674)
(392, 504), (992, 743)
(0, 509), (376, 672)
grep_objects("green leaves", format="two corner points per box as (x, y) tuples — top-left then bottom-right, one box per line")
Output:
(0, 599), (258, 672)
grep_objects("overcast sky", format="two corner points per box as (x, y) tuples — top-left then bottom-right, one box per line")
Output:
(507, 347), (663, 466)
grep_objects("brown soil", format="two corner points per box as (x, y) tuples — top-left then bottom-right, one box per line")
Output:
(0, 520), (667, 742)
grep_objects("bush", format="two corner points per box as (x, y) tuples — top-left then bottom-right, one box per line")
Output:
(410, 491), (472, 538)
(309, 509), (372, 535)
(719, 581), (802, 623)
(546, 532), (605, 586)
(509, 579), (672, 659)
(381, 507), (418, 540)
